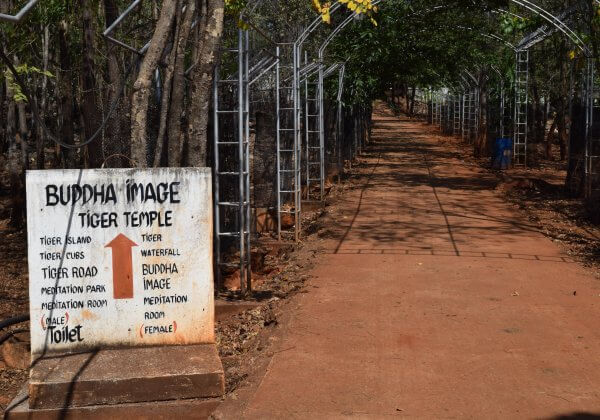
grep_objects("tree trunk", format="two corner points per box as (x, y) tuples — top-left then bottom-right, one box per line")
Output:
(557, 107), (568, 161)
(130, 0), (178, 168)
(36, 25), (49, 169)
(153, 1), (183, 167)
(16, 100), (28, 171)
(530, 58), (545, 146)
(475, 72), (488, 157)
(153, 54), (177, 167)
(186, 0), (225, 167)
(558, 51), (570, 162)
(166, 0), (196, 166)
(409, 86), (416, 116)
(11, 55), (30, 173)
(102, 0), (127, 167)
(545, 117), (557, 160)
(5, 55), (25, 227)
(58, 22), (76, 168)
(0, 72), (5, 154)
(80, 0), (103, 168)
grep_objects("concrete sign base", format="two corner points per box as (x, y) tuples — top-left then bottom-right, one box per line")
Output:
(14, 168), (223, 417)
(6, 391), (220, 419)
(5, 343), (224, 419)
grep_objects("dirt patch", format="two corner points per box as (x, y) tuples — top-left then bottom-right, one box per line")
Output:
(213, 102), (600, 418)
(502, 186), (600, 269)
(423, 119), (600, 274)
(0, 186), (30, 413)
(213, 167), (365, 395)
(387, 97), (600, 271)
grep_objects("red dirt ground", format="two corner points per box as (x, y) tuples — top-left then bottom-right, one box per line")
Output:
(214, 102), (600, 418)
(3, 103), (600, 418)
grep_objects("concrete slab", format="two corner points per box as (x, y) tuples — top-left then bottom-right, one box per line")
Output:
(28, 344), (223, 409)
(5, 386), (220, 420)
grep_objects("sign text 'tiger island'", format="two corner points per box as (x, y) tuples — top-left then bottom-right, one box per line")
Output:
(26, 168), (214, 356)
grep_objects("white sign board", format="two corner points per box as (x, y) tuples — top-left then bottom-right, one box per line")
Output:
(26, 168), (214, 356)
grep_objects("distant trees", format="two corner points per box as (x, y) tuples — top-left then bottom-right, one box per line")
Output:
(0, 0), (227, 225)
(1, 0), (600, 227)
(333, 0), (599, 174)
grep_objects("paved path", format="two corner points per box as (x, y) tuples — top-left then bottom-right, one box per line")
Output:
(241, 104), (600, 418)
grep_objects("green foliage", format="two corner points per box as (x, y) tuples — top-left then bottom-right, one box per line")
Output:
(313, 0), (379, 25)
(499, 13), (529, 36)
(326, 0), (505, 104)
(2, 64), (54, 103)
(225, 0), (247, 13)
(225, 0), (250, 28)
(320, 0), (600, 109)
(593, 2), (600, 27)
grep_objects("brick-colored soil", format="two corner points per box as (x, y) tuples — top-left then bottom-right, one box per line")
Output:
(218, 103), (600, 419)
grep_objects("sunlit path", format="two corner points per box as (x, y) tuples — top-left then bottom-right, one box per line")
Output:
(235, 104), (600, 419)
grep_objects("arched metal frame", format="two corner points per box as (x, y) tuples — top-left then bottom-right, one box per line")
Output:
(263, 0), (599, 229)
(0, 0), (39, 22)
(270, 0), (384, 241)
(490, 66), (508, 139)
(454, 80), (470, 137)
(302, 52), (322, 203)
(432, 88), (441, 127)
(458, 74), (474, 142)
(394, 3), (593, 167)
(3, 2), (595, 162)
(313, 1), (384, 198)
(421, 25), (515, 146)
(464, 70), (480, 143)
(212, 9), (279, 292)
(4, 0), (599, 276)
(212, 28), (251, 293)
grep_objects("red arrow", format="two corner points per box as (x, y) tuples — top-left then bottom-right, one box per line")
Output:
(105, 234), (138, 299)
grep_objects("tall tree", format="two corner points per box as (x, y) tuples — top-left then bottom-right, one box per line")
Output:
(130, 0), (178, 168)
(80, 0), (103, 168)
(187, 0), (225, 167)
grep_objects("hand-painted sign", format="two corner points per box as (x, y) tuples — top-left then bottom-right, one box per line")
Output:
(26, 168), (214, 356)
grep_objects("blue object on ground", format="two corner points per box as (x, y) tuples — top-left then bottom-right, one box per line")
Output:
(492, 137), (512, 170)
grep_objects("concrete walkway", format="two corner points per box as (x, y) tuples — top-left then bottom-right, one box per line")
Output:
(240, 104), (600, 418)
